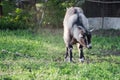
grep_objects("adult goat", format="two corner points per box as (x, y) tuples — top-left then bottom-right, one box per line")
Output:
(63, 7), (92, 62)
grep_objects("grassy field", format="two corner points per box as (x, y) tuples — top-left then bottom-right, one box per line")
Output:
(0, 29), (120, 80)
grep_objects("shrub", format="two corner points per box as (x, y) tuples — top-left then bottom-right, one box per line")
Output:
(0, 8), (33, 30)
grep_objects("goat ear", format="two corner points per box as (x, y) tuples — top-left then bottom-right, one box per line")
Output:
(66, 7), (68, 10)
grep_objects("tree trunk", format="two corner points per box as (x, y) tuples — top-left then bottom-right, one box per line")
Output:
(0, 0), (3, 17)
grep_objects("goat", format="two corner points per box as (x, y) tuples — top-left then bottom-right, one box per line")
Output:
(63, 7), (92, 62)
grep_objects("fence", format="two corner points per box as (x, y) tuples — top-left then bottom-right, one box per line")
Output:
(82, 0), (120, 29)
(82, 0), (120, 17)
(88, 17), (120, 30)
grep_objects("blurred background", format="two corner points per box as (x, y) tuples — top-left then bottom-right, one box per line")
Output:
(0, 0), (119, 31)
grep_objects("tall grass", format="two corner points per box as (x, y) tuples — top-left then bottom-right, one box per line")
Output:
(0, 29), (120, 80)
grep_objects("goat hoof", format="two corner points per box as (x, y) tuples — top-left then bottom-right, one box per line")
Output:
(79, 58), (85, 63)
(64, 57), (74, 62)
(64, 57), (70, 62)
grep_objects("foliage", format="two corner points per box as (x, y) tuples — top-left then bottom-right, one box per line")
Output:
(0, 29), (120, 80)
(43, 0), (85, 27)
(0, 0), (34, 30)
(0, 8), (33, 30)
(0, 0), (86, 29)
(2, 0), (15, 16)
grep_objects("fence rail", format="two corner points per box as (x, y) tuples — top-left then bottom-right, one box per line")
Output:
(86, 0), (120, 4)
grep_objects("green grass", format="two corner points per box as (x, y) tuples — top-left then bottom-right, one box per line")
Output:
(0, 29), (120, 80)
